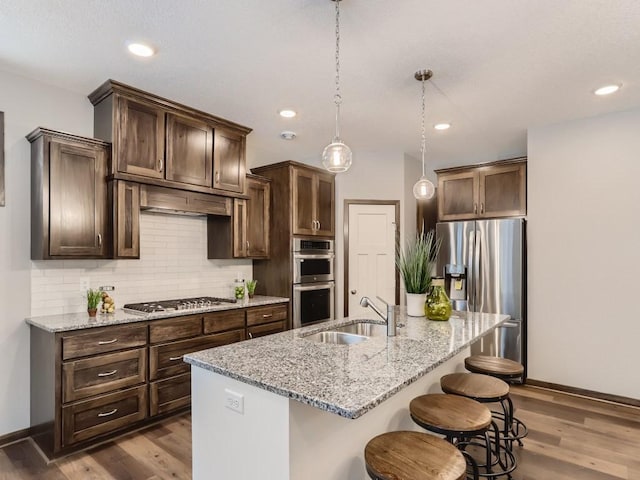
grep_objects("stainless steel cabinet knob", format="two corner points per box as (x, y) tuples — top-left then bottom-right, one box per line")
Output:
(350, 289), (357, 295)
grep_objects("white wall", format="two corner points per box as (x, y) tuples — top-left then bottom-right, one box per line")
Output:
(0, 70), (253, 436)
(528, 108), (640, 399)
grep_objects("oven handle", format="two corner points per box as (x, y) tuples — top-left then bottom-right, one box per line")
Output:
(293, 282), (335, 291)
(293, 254), (335, 260)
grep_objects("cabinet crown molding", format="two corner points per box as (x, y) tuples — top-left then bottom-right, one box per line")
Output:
(26, 127), (110, 147)
(434, 156), (527, 175)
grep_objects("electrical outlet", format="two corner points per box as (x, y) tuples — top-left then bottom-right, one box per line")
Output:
(224, 389), (244, 414)
(79, 277), (90, 293)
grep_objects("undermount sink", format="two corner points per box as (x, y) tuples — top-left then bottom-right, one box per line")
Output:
(332, 322), (388, 337)
(304, 331), (368, 345)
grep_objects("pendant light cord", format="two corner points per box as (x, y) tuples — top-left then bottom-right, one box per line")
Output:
(334, 0), (342, 141)
(420, 74), (426, 177)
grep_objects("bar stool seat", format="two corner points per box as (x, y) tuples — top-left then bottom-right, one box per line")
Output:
(464, 355), (524, 381)
(410, 393), (492, 437)
(364, 431), (466, 480)
(441, 372), (510, 402)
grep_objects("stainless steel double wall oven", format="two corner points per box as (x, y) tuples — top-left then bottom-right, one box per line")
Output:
(292, 238), (335, 328)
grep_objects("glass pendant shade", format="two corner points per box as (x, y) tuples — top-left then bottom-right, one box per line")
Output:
(322, 140), (352, 173)
(413, 175), (435, 200)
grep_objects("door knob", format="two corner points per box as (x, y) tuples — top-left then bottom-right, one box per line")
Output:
(350, 290), (357, 295)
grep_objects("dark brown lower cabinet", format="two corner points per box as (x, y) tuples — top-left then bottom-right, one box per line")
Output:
(150, 373), (191, 416)
(62, 385), (147, 446)
(30, 301), (288, 459)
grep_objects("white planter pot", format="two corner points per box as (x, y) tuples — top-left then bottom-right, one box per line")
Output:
(406, 293), (426, 317)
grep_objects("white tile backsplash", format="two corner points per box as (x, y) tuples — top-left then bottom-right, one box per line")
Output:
(30, 212), (253, 316)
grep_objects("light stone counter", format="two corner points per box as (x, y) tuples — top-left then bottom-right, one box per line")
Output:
(186, 310), (509, 480)
(26, 296), (289, 333)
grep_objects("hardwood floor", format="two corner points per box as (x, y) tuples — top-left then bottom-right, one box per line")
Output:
(1, 386), (639, 479)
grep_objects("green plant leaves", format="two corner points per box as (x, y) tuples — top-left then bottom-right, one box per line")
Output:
(395, 229), (441, 294)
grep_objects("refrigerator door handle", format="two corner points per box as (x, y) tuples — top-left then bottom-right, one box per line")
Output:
(468, 228), (476, 311)
(475, 225), (483, 313)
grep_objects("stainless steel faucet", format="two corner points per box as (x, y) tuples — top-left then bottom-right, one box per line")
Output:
(360, 296), (396, 336)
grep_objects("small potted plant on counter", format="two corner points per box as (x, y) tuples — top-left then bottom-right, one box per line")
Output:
(246, 279), (257, 299)
(396, 229), (440, 317)
(86, 288), (102, 317)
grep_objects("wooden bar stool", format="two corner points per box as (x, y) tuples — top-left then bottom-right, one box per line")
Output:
(410, 393), (506, 479)
(364, 431), (467, 480)
(441, 373), (522, 470)
(464, 356), (528, 446)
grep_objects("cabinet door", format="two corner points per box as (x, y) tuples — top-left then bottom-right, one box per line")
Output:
(292, 168), (315, 235)
(213, 129), (245, 193)
(117, 96), (165, 179)
(246, 178), (270, 258)
(49, 140), (109, 257)
(233, 199), (248, 258)
(315, 173), (335, 236)
(479, 163), (526, 218)
(113, 181), (140, 258)
(165, 113), (213, 187)
(437, 170), (479, 221)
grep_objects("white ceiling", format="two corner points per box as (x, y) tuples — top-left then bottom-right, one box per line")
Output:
(1, 0), (639, 171)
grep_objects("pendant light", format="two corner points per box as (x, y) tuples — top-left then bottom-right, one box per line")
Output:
(413, 69), (436, 200)
(322, 0), (352, 173)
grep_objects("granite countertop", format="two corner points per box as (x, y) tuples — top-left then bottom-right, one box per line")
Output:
(26, 296), (289, 333)
(184, 310), (509, 419)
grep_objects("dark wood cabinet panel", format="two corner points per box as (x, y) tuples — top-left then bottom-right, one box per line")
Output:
(213, 129), (245, 193)
(150, 373), (191, 416)
(116, 96), (165, 179)
(62, 348), (146, 403)
(113, 181), (140, 258)
(62, 324), (148, 361)
(149, 315), (203, 344)
(203, 310), (246, 334)
(246, 304), (288, 327)
(316, 173), (335, 236)
(61, 385), (147, 447)
(233, 199), (248, 257)
(293, 168), (315, 235)
(247, 321), (287, 339)
(166, 113), (213, 187)
(436, 159), (526, 221)
(246, 177), (270, 258)
(28, 129), (110, 259)
(149, 330), (245, 380)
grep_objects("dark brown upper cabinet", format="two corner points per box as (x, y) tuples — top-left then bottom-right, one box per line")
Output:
(111, 180), (140, 259)
(28, 128), (110, 259)
(292, 167), (335, 237)
(436, 158), (526, 221)
(207, 175), (270, 259)
(89, 80), (250, 196)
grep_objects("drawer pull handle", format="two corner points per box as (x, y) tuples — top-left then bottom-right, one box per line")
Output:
(248, 332), (253, 339)
(98, 339), (118, 345)
(98, 369), (118, 377)
(169, 356), (183, 361)
(97, 408), (118, 418)
(262, 314), (273, 319)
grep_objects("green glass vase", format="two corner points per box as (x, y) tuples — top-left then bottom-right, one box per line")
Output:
(425, 278), (452, 321)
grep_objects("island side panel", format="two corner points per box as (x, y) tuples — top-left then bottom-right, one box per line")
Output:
(289, 347), (470, 480)
(191, 367), (290, 480)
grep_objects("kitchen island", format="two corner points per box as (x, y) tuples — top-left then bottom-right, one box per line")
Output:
(184, 310), (508, 480)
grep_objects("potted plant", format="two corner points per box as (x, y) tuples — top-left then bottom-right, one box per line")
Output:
(396, 229), (441, 316)
(246, 279), (257, 299)
(86, 288), (102, 317)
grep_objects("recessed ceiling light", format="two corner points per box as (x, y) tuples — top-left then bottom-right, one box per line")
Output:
(594, 84), (621, 96)
(279, 109), (297, 118)
(127, 43), (155, 57)
(434, 123), (451, 130)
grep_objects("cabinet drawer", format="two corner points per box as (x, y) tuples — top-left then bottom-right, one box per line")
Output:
(62, 385), (147, 447)
(246, 304), (287, 327)
(149, 315), (202, 344)
(62, 324), (147, 360)
(63, 348), (146, 403)
(149, 329), (245, 380)
(203, 310), (245, 334)
(247, 321), (287, 339)
(150, 373), (191, 416)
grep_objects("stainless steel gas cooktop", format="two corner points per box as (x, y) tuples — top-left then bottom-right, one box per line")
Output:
(123, 296), (237, 315)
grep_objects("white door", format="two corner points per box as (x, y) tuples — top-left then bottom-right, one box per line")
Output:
(347, 204), (397, 317)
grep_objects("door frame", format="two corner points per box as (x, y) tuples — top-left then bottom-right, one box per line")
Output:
(343, 199), (400, 317)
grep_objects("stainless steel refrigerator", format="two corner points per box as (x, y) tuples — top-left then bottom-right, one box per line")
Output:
(436, 218), (526, 378)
